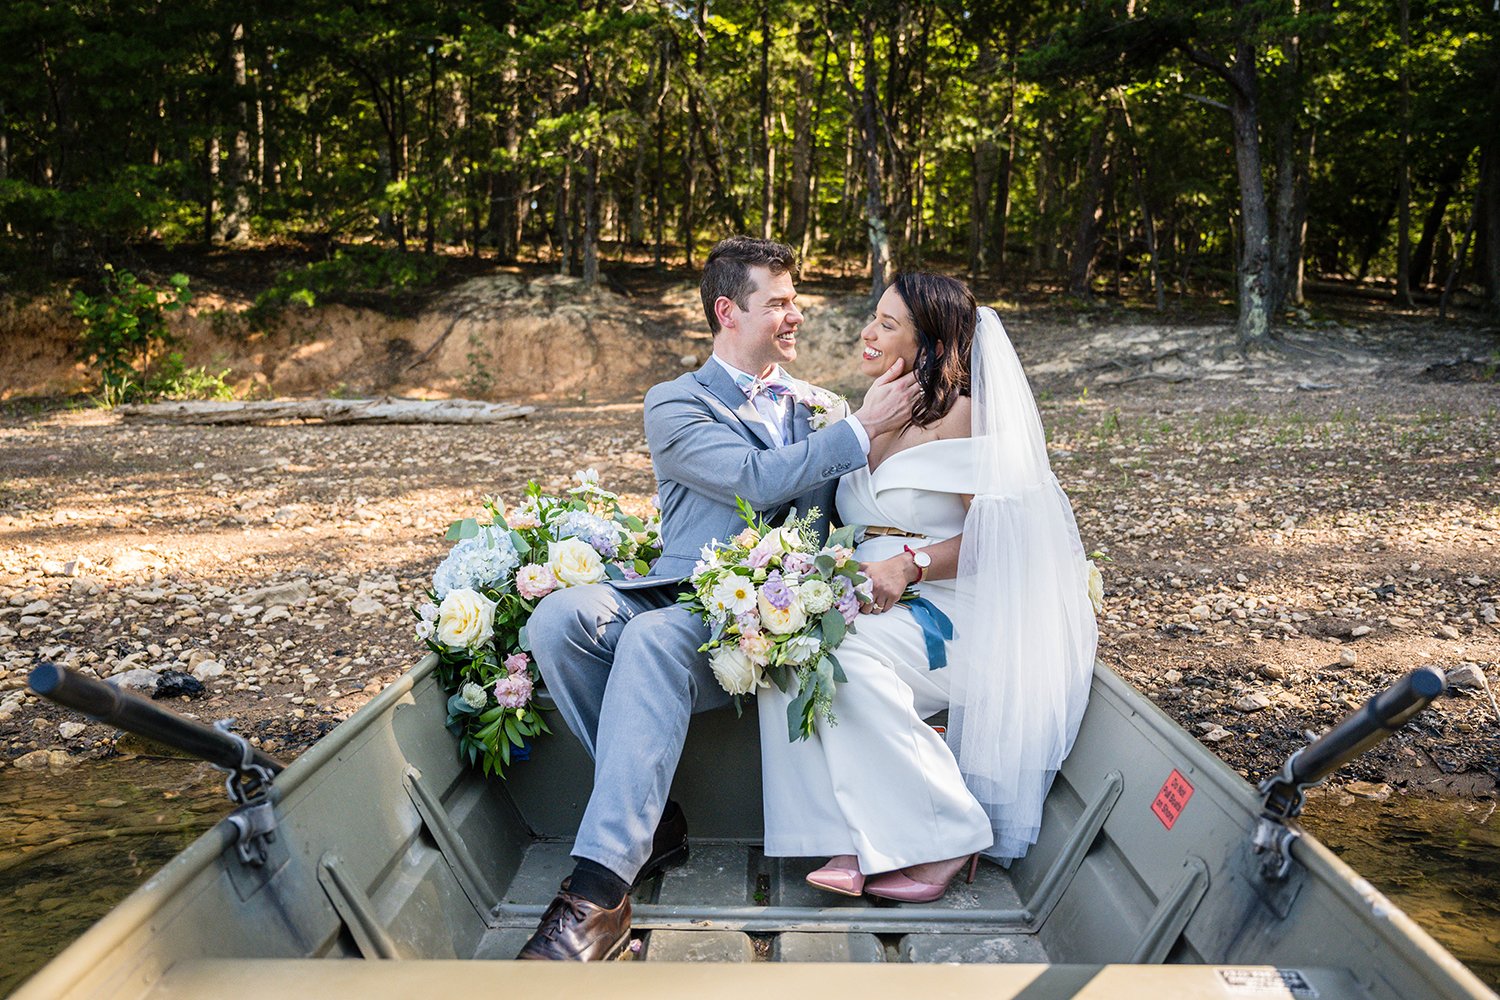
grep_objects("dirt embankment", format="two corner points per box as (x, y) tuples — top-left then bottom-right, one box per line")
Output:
(0, 272), (875, 404)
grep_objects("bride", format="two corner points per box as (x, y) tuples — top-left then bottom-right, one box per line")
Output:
(758, 272), (1098, 900)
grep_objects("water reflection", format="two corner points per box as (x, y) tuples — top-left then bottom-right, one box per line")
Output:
(1303, 792), (1500, 990)
(0, 757), (223, 996)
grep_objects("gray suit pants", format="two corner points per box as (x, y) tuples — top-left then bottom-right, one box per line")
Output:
(527, 581), (727, 880)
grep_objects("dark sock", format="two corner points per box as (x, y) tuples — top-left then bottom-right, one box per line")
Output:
(568, 857), (629, 908)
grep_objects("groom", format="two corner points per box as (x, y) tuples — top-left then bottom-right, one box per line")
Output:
(517, 235), (918, 960)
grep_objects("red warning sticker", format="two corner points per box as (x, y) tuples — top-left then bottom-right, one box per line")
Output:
(1152, 769), (1195, 830)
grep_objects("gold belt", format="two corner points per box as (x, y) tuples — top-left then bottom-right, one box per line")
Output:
(863, 525), (923, 539)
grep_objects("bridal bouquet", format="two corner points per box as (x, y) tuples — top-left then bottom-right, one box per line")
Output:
(415, 470), (662, 777)
(679, 499), (870, 741)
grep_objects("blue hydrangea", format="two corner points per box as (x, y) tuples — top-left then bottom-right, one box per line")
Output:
(432, 526), (520, 598)
(553, 510), (622, 559)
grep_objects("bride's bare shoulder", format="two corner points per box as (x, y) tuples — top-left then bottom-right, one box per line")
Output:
(932, 396), (972, 439)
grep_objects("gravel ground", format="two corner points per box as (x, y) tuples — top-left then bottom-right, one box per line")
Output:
(2, 312), (1497, 800)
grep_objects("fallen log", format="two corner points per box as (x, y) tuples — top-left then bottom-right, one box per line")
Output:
(118, 397), (534, 425)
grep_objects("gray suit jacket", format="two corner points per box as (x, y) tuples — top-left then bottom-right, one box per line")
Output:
(618, 359), (866, 588)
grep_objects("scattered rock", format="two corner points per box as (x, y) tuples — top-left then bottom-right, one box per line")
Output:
(1344, 780), (1392, 801)
(1338, 649), (1358, 667)
(1189, 604), (1211, 620)
(21, 599), (52, 617)
(1233, 692), (1272, 713)
(1446, 665), (1488, 690)
(1387, 615), (1413, 628)
(111, 668), (161, 691)
(260, 605), (291, 623)
(348, 595), (383, 616)
(96, 798), (126, 808)
(1349, 625), (1372, 638)
(12, 749), (52, 771)
(1436, 624), (1461, 640)
(42, 559), (81, 577)
(236, 580), (311, 608)
(1161, 669), (1183, 684)
(155, 670), (206, 699)
(1202, 727), (1232, 743)
(190, 660), (226, 681)
(1258, 663), (1285, 680)
(58, 721), (87, 740)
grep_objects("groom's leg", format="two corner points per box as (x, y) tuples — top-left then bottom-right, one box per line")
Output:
(571, 602), (727, 882)
(528, 583), (660, 758)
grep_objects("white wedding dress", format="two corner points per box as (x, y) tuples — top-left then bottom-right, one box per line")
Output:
(758, 437), (995, 872)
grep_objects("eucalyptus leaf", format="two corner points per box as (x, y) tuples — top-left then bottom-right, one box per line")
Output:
(509, 529), (532, 556)
(445, 517), (480, 542)
(820, 608), (846, 646)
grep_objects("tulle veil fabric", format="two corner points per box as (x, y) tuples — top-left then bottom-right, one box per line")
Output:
(946, 307), (1098, 861)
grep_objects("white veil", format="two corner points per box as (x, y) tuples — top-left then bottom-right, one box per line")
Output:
(947, 307), (1098, 861)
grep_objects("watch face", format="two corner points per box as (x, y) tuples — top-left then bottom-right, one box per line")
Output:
(913, 550), (932, 568)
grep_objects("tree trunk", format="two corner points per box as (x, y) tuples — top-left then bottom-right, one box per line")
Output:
(786, 23), (823, 253)
(991, 56), (1017, 275)
(968, 136), (997, 278)
(1117, 96), (1163, 310)
(859, 23), (889, 304)
(1482, 141), (1500, 313)
(583, 147), (600, 288)
(1228, 58), (1274, 349)
(1412, 163), (1461, 288)
(1068, 114), (1111, 299)
(223, 22), (251, 243)
(204, 134), (219, 245)
(759, 0), (774, 239)
(1395, 0), (1413, 305)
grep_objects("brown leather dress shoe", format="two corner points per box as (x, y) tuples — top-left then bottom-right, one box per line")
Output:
(632, 800), (690, 888)
(515, 880), (631, 961)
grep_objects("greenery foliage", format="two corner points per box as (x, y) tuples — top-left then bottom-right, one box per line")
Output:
(3, 1), (1497, 321)
(251, 246), (443, 316)
(70, 267), (193, 404)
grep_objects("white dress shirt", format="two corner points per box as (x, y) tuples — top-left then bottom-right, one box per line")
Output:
(712, 354), (871, 454)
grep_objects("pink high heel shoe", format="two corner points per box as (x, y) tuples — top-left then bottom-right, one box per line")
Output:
(804, 859), (866, 897)
(863, 854), (979, 903)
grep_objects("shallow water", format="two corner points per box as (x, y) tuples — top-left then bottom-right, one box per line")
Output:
(1302, 793), (1500, 991)
(1, 760), (1497, 994)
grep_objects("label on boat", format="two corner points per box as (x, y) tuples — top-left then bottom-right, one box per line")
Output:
(1151, 769), (1194, 829)
(1216, 968), (1318, 996)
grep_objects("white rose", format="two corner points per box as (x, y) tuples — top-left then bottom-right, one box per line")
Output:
(764, 525), (802, 553)
(780, 634), (823, 666)
(758, 589), (807, 635)
(709, 644), (765, 696)
(460, 681), (487, 710)
(435, 588), (497, 650)
(548, 537), (607, 587)
(415, 620), (436, 642)
(1086, 561), (1105, 614)
(417, 601), (440, 622)
(798, 580), (835, 617)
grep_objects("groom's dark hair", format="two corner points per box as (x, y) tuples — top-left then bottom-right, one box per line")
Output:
(701, 236), (799, 333)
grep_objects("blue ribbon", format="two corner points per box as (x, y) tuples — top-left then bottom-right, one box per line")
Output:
(901, 596), (954, 669)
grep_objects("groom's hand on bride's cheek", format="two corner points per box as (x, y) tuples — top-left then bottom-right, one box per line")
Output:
(854, 358), (920, 438)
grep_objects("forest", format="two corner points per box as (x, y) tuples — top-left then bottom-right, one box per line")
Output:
(1, 0), (1498, 348)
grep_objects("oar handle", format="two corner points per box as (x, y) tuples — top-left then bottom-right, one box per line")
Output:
(1288, 665), (1446, 789)
(28, 662), (285, 776)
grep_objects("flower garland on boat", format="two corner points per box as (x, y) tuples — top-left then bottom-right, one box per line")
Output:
(678, 499), (870, 742)
(415, 470), (662, 777)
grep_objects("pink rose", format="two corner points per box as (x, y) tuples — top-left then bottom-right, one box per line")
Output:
(746, 544), (773, 570)
(494, 671), (534, 708)
(515, 563), (558, 600)
(504, 652), (530, 675)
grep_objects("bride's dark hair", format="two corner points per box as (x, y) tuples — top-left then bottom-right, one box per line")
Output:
(890, 272), (976, 428)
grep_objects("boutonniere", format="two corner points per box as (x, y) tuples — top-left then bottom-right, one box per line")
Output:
(790, 386), (846, 430)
